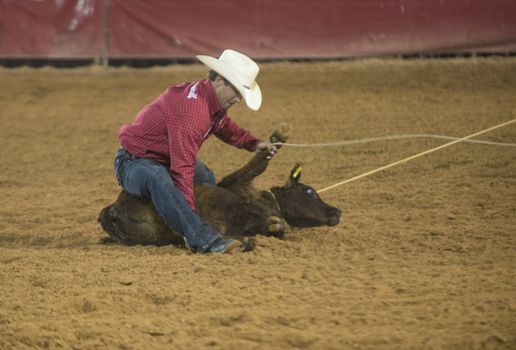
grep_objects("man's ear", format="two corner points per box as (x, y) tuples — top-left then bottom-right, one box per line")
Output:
(213, 75), (223, 84)
(210, 74), (224, 88)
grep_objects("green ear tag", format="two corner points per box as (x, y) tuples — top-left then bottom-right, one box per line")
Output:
(292, 166), (302, 179)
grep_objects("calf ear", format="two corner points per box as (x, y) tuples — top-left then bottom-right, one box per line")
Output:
(285, 163), (302, 187)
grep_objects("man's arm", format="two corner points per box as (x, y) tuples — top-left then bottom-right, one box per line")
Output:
(214, 116), (277, 158)
(214, 116), (259, 151)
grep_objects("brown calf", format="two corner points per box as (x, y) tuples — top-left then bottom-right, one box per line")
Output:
(98, 126), (341, 246)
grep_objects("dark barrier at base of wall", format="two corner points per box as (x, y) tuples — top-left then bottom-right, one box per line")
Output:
(2, 52), (515, 68)
(1, 0), (515, 61)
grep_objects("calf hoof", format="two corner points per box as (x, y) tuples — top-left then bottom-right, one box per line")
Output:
(267, 216), (286, 239)
(242, 237), (256, 252)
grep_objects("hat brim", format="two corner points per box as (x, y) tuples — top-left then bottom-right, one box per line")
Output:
(197, 55), (262, 111)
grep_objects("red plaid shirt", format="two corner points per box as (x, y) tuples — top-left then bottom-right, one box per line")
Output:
(119, 79), (259, 210)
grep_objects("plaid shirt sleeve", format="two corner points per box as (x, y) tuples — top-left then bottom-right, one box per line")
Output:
(214, 115), (260, 151)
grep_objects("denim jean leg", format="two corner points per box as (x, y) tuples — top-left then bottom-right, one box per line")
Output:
(194, 159), (216, 185)
(114, 148), (131, 186)
(118, 156), (220, 252)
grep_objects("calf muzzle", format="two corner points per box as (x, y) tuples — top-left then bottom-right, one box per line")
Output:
(327, 206), (342, 226)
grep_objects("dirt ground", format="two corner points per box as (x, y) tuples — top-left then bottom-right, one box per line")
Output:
(0, 58), (515, 350)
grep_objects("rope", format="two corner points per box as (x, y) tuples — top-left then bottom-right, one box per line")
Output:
(273, 134), (516, 148)
(313, 118), (516, 193)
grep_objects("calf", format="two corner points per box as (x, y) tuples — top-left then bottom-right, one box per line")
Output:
(98, 127), (341, 247)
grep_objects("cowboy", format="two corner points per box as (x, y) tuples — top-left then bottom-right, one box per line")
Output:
(113, 49), (276, 254)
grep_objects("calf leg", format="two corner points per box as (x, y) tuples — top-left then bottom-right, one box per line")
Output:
(267, 216), (285, 238)
(223, 203), (270, 238)
(217, 126), (291, 190)
(221, 203), (285, 239)
(217, 150), (271, 190)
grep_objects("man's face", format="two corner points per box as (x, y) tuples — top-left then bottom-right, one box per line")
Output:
(212, 75), (242, 110)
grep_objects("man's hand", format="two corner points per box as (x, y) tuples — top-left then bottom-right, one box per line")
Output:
(256, 141), (277, 160)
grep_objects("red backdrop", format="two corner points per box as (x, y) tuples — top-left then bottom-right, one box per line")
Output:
(1, 0), (515, 59)
(0, 0), (103, 58)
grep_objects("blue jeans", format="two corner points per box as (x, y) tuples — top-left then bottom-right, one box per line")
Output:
(113, 148), (219, 252)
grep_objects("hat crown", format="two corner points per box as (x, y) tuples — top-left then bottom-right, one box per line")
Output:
(196, 49), (262, 110)
(219, 49), (259, 86)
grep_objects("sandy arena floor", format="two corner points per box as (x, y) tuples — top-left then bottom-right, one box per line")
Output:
(0, 58), (515, 349)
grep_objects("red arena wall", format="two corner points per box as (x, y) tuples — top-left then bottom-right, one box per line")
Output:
(1, 0), (515, 59)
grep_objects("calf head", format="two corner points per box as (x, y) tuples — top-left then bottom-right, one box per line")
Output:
(269, 164), (342, 227)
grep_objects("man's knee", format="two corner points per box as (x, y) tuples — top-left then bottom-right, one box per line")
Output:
(194, 160), (216, 185)
(123, 159), (170, 196)
(144, 163), (172, 188)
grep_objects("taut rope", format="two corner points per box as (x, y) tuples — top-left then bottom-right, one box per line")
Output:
(317, 118), (516, 193)
(272, 118), (516, 193)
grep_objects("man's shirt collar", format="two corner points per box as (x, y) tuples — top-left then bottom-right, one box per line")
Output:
(200, 79), (226, 118)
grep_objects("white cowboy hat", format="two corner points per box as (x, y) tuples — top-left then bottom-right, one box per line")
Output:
(196, 49), (262, 111)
